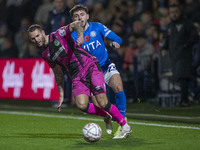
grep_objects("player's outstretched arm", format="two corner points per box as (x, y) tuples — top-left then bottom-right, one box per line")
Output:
(97, 23), (122, 48)
(52, 64), (64, 112)
(110, 41), (120, 49)
(69, 21), (84, 45)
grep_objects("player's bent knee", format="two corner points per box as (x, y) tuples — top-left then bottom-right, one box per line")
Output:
(75, 100), (88, 112)
(98, 102), (107, 108)
(78, 103), (89, 112)
(95, 94), (108, 108)
(113, 84), (123, 93)
(103, 101), (111, 112)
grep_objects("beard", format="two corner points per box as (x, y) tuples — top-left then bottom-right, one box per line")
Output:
(37, 36), (46, 48)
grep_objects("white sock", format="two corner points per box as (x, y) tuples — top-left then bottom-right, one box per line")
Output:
(122, 123), (130, 131)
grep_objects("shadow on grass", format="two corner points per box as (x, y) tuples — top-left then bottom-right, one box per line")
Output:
(0, 133), (163, 149)
(71, 136), (162, 149)
(0, 133), (82, 139)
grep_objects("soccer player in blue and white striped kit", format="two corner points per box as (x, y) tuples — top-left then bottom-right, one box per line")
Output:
(70, 4), (128, 138)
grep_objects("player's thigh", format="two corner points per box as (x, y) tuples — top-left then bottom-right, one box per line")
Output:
(72, 79), (90, 110)
(72, 78), (91, 98)
(108, 73), (124, 93)
(104, 63), (119, 84)
(104, 63), (123, 92)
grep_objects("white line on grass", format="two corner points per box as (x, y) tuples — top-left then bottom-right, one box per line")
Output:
(2, 104), (200, 120)
(126, 113), (200, 120)
(0, 110), (200, 130)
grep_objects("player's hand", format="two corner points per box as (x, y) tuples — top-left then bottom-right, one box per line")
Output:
(110, 42), (120, 49)
(77, 36), (84, 46)
(57, 96), (64, 112)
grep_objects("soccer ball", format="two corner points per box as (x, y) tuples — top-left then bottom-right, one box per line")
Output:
(82, 123), (102, 142)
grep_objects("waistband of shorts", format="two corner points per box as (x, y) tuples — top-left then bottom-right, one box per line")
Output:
(101, 59), (112, 72)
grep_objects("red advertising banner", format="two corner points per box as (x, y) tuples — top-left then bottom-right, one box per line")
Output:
(0, 58), (59, 100)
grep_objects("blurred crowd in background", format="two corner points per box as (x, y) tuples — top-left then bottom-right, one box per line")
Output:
(0, 0), (200, 103)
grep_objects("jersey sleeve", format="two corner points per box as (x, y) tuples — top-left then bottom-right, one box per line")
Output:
(97, 22), (122, 45)
(56, 25), (70, 38)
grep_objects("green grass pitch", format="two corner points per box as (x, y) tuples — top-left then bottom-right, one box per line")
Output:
(0, 111), (200, 150)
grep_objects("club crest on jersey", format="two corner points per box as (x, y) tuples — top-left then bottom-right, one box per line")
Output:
(90, 31), (96, 37)
(59, 28), (66, 36)
(176, 24), (183, 32)
(54, 40), (60, 46)
(84, 35), (90, 41)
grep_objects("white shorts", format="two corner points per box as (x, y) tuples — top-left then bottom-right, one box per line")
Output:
(103, 63), (119, 84)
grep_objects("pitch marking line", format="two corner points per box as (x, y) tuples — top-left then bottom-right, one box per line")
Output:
(0, 111), (200, 130)
(126, 113), (200, 120)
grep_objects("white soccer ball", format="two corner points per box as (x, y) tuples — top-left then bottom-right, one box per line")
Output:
(82, 123), (102, 142)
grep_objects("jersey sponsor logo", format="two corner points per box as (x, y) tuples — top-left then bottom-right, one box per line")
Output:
(54, 40), (60, 46)
(52, 46), (65, 61)
(31, 61), (55, 99)
(2, 61), (24, 98)
(58, 28), (66, 36)
(83, 40), (101, 51)
(90, 31), (96, 37)
(84, 35), (90, 41)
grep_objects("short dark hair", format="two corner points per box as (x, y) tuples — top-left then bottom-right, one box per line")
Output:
(27, 24), (42, 33)
(69, 4), (88, 17)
